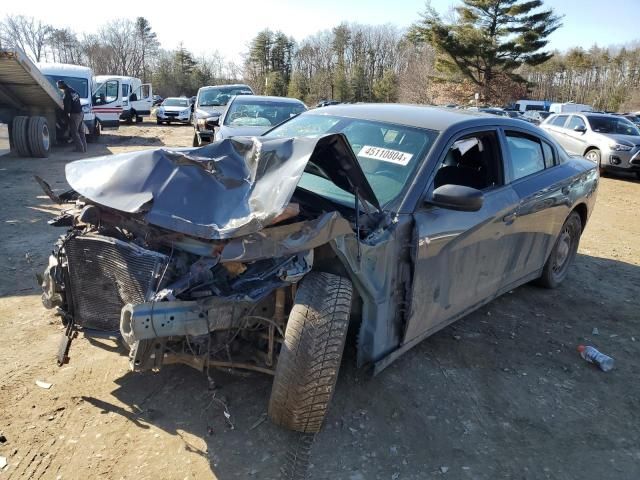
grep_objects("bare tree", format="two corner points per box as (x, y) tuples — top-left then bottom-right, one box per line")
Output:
(0, 14), (51, 61)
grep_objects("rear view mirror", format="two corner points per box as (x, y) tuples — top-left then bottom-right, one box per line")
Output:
(574, 125), (586, 133)
(427, 184), (484, 212)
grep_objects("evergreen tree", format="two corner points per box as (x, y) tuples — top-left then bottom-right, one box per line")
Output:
(135, 17), (159, 82)
(409, 0), (562, 102)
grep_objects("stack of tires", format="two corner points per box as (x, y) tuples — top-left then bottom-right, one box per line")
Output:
(11, 115), (51, 158)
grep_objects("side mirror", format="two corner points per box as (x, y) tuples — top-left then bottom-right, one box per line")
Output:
(573, 125), (586, 133)
(129, 93), (138, 101)
(427, 184), (484, 212)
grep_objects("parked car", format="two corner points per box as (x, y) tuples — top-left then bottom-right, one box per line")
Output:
(478, 107), (509, 117)
(192, 84), (254, 144)
(156, 97), (192, 124)
(617, 113), (640, 128)
(522, 110), (551, 125)
(204, 95), (307, 144)
(152, 94), (164, 106)
(541, 112), (640, 178)
(39, 104), (597, 439)
(315, 99), (340, 108)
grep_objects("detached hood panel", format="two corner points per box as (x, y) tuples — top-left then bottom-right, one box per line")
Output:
(66, 134), (379, 240)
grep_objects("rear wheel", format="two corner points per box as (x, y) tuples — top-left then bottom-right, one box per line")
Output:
(87, 120), (101, 143)
(136, 115), (143, 123)
(11, 116), (30, 157)
(584, 149), (603, 174)
(268, 271), (352, 433)
(536, 211), (582, 288)
(27, 116), (50, 158)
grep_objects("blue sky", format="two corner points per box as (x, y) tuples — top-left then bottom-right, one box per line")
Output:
(5, 0), (640, 62)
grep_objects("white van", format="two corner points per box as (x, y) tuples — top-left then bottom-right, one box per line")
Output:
(514, 100), (549, 112)
(549, 102), (593, 114)
(95, 75), (152, 123)
(38, 63), (122, 138)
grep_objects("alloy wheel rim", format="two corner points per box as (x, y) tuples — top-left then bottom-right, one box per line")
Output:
(552, 228), (572, 273)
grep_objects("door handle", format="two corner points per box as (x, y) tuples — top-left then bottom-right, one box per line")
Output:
(503, 212), (517, 224)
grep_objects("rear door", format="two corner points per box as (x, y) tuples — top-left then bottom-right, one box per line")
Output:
(544, 114), (571, 151)
(92, 78), (122, 129)
(403, 128), (520, 342)
(500, 128), (569, 285)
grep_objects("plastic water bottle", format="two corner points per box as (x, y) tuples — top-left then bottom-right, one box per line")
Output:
(577, 345), (614, 372)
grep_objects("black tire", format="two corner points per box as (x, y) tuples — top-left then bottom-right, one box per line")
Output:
(584, 148), (603, 174)
(192, 133), (199, 147)
(136, 116), (143, 123)
(27, 116), (50, 158)
(536, 211), (582, 288)
(12, 116), (31, 157)
(87, 120), (101, 143)
(269, 271), (352, 433)
(156, 119), (162, 125)
(125, 110), (134, 124)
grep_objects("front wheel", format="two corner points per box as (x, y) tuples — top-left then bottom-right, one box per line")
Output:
(584, 149), (603, 174)
(536, 211), (582, 288)
(268, 272), (352, 433)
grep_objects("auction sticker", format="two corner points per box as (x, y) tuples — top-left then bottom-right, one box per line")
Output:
(357, 145), (413, 166)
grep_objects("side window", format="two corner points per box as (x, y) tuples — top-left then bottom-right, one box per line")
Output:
(93, 80), (119, 106)
(566, 116), (586, 131)
(505, 132), (546, 181)
(141, 84), (151, 99)
(433, 131), (503, 191)
(542, 141), (555, 168)
(551, 115), (568, 127)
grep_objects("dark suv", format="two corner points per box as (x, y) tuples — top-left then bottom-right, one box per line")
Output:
(192, 84), (253, 146)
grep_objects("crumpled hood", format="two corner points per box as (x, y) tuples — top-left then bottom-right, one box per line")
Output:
(65, 134), (380, 240)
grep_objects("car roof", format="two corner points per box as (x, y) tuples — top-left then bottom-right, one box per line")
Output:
(199, 84), (252, 90)
(231, 95), (305, 104)
(305, 103), (527, 131)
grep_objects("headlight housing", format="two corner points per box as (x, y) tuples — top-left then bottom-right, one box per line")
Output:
(609, 143), (633, 152)
(182, 108), (191, 116)
(197, 118), (207, 128)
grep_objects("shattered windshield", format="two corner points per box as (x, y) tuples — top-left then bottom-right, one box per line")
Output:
(264, 114), (438, 206)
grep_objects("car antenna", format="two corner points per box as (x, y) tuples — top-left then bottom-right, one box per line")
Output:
(355, 188), (361, 263)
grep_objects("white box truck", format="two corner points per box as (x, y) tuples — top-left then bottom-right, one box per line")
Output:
(95, 75), (152, 123)
(0, 49), (63, 157)
(549, 102), (593, 114)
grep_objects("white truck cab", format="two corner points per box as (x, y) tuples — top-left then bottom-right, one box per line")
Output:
(38, 63), (122, 138)
(95, 75), (152, 123)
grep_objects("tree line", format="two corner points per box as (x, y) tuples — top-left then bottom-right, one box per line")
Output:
(2, 1), (640, 111)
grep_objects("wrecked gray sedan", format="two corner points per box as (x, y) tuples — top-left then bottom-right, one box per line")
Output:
(40, 104), (598, 434)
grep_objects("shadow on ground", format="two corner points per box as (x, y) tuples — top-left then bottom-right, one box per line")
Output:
(78, 253), (640, 479)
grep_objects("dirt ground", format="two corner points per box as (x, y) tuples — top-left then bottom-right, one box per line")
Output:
(0, 123), (639, 480)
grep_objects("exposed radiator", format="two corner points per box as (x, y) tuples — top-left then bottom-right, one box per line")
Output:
(65, 234), (169, 331)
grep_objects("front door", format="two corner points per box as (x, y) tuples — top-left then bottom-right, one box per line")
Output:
(131, 84), (153, 116)
(92, 79), (122, 129)
(403, 129), (520, 343)
(561, 115), (588, 155)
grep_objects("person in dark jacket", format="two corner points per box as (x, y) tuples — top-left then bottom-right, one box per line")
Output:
(57, 80), (87, 153)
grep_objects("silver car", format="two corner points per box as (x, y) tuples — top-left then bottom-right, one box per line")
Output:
(541, 112), (640, 178)
(156, 97), (192, 125)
